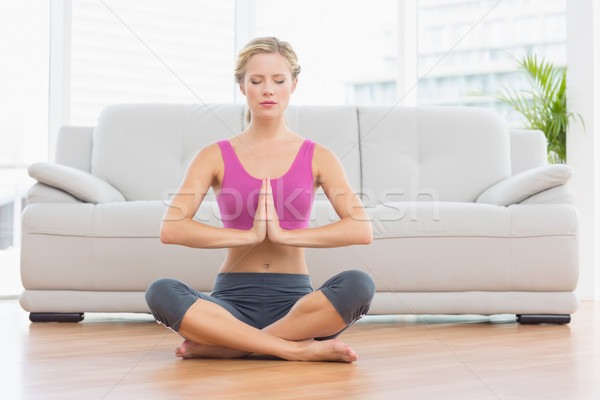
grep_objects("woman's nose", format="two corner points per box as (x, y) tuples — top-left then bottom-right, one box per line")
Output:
(263, 85), (274, 95)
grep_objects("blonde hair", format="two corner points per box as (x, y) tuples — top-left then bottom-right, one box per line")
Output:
(235, 36), (301, 84)
(235, 37), (301, 123)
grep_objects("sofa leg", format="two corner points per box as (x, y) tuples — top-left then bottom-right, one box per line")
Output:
(516, 314), (571, 324)
(29, 313), (85, 323)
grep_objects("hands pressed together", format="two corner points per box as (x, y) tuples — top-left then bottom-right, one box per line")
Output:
(250, 177), (288, 245)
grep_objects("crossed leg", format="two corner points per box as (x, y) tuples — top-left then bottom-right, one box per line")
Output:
(175, 290), (354, 362)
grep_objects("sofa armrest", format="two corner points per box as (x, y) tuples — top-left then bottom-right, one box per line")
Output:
(26, 182), (82, 204)
(28, 162), (125, 204)
(518, 184), (575, 205)
(476, 164), (573, 206)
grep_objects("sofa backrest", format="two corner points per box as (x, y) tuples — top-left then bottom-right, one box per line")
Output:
(90, 103), (513, 202)
(359, 106), (511, 204)
(92, 104), (245, 201)
(55, 126), (94, 172)
(91, 103), (363, 201)
(284, 105), (362, 198)
(509, 129), (548, 174)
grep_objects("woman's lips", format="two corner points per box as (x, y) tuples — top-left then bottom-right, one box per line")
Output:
(260, 101), (276, 107)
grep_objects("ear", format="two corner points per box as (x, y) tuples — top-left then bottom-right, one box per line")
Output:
(291, 77), (298, 94)
(239, 83), (246, 96)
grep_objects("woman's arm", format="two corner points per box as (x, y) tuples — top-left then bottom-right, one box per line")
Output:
(160, 143), (265, 249)
(267, 144), (372, 248)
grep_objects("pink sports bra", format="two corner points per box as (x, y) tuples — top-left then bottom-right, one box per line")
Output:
(216, 139), (316, 230)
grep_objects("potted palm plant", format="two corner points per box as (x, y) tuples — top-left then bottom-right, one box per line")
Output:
(496, 54), (583, 164)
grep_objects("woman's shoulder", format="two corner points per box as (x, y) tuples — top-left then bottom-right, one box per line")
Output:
(312, 141), (339, 161)
(195, 141), (223, 158)
(188, 142), (224, 171)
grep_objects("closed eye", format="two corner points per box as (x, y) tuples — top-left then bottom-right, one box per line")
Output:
(251, 80), (284, 85)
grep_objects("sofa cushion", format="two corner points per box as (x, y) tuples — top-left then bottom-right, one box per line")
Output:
(476, 164), (573, 206)
(509, 129), (548, 174)
(305, 201), (578, 293)
(519, 184), (575, 205)
(284, 105), (362, 193)
(367, 201), (577, 238)
(54, 126), (94, 172)
(20, 201), (225, 292)
(359, 106), (511, 203)
(92, 104), (244, 201)
(356, 201), (578, 292)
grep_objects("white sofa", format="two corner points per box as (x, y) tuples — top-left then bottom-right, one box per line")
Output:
(20, 103), (579, 323)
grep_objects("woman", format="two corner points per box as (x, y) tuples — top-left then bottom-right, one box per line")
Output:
(145, 37), (375, 363)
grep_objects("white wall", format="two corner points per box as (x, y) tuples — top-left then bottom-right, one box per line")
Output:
(566, 0), (600, 300)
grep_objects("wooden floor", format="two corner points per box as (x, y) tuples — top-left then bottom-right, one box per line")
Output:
(2, 300), (599, 400)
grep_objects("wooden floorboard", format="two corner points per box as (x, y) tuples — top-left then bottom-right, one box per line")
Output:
(2, 300), (599, 399)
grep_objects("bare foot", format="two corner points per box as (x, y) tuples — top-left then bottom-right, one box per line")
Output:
(295, 339), (358, 363)
(175, 340), (251, 359)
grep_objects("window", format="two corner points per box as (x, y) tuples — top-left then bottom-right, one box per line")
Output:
(0, 2), (49, 167)
(253, 0), (398, 106)
(0, 1), (48, 297)
(69, 0), (235, 125)
(416, 0), (567, 124)
(545, 13), (566, 41)
(347, 81), (397, 105)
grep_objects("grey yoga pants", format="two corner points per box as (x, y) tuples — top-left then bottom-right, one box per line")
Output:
(145, 270), (375, 340)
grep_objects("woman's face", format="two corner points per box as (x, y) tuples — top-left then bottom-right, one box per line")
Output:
(241, 52), (297, 121)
